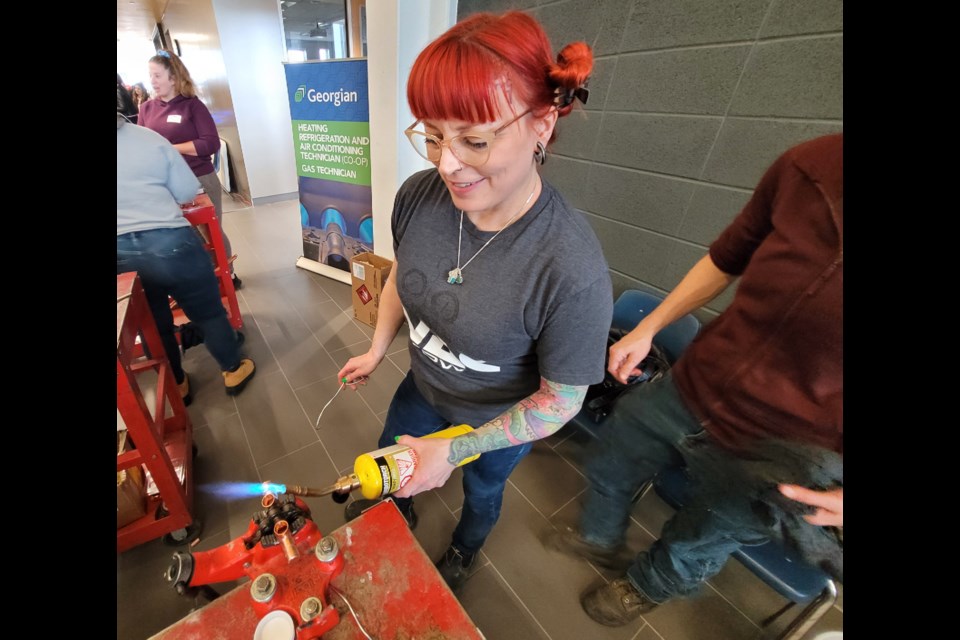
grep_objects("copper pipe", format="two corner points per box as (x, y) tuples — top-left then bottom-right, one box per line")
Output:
(273, 520), (299, 562)
(261, 493), (276, 509)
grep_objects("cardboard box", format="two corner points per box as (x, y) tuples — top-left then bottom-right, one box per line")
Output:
(117, 430), (146, 529)
(350, 252), (393, 328)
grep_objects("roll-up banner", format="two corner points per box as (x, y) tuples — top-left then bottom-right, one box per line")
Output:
(285, 59), (373, 284)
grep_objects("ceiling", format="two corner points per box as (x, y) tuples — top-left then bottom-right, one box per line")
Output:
(116, 0), (164, 42)
(116, 1), (348, 44)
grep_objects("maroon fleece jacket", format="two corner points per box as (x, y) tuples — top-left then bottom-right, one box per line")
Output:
(673, 134), (843, 455)
(138, 94), (220, 178)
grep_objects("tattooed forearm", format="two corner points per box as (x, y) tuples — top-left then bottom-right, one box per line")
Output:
(447, 379), (587, 465)
(449, 426), (512, 464)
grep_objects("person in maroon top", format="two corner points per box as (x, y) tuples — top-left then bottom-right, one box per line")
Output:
(139, 49), (241, 288)
(546, 134), (843, 626)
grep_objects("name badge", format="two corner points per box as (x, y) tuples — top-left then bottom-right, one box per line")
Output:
(166, 114), (182, 124)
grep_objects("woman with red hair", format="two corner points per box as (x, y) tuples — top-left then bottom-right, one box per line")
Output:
(338, 11), (613, 590)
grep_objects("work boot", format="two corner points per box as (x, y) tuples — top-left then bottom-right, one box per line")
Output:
(223, 358), (256, 396)
(232, 274), (243, 290)
(435, 545), (477, 592)
(344, 498), (417, 529)
(178, 374), (192, 407)
(543, 525), (633, 569)
(580, 577), (658, 626)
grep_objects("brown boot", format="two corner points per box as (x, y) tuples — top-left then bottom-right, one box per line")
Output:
(223, 358), (256, 396)
(178, 374), (192, 407)
(580, 577), (658, 626)
(543, 525), (633, 569)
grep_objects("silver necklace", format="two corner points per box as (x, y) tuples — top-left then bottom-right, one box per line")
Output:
(448, 184), (538, 285)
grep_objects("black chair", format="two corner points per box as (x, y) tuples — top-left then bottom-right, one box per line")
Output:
(569, 289), (838, 639)
(572, 289), (700, 439)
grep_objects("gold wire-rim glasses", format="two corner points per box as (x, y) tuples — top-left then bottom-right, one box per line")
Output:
(404, 108), (532, 167)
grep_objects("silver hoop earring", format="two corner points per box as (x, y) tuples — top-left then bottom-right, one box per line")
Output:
(534, 141), (547, 165)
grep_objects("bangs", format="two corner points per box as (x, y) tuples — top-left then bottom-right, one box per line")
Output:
(407, 39), (522, 124)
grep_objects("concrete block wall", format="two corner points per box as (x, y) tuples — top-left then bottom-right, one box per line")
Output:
(458, 0), (843, 317)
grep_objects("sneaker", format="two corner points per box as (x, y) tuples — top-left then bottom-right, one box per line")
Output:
(178, 374), (192, 407)
(223, 358), (256, 396)
(435, 546), (477, 591)
(543, 525), (633, 569)
(232, 274), (243, 290)
(344, 498), (418, 529)
(580, 578), (658, 626)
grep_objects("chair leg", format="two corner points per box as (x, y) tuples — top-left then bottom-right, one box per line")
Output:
(760, 601), (796, 629)
(771, 581), (838, 640)
(631, 479), (653, 505)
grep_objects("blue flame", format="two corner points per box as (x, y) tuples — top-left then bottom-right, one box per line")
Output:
(200, 482), (287, 499)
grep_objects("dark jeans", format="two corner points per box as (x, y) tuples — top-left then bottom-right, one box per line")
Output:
(381, 372), (532, 556)
(117, 226), (242, 382)
(579, 372), (769, 603)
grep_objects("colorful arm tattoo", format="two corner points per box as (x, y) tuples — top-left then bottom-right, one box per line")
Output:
(447, 378), (587, 465)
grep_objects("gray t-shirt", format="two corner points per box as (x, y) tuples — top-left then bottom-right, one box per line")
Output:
(392, 169), (613, 426)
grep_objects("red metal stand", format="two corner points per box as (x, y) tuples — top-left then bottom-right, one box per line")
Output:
(117, 272), (195, 553)
(152, 502), (483, 640)
(178, 194), (243, 331)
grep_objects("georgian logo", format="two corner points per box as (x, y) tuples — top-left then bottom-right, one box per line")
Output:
(294, 86), (359, 106)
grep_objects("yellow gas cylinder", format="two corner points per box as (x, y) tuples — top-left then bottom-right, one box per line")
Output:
(353, 424), (480, 499)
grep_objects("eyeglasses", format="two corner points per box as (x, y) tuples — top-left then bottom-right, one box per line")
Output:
(404, 108), (532, 167)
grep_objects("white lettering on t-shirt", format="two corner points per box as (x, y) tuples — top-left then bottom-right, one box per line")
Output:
(403, 308), (500, 373)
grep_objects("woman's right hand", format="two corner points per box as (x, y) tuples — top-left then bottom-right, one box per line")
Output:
(337, 351), (382, 389)
(608, 330), (654, 384)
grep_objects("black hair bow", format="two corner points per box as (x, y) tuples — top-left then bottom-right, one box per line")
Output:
(557, 83), (590, 108)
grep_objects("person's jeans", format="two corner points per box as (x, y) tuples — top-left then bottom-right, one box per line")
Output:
(380, 371), (532, 556)
(579, 372), (769, 603)
(117, 226), (242, 382)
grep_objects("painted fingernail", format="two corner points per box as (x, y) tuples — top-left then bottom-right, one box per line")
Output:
(394, 436), (400, 443)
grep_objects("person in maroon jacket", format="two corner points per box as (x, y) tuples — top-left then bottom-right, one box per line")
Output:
(546, 134), (843, 626)
(139, 49), (241, 288)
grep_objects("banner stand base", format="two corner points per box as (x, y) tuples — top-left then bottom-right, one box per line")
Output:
(296, 256), (352, 285)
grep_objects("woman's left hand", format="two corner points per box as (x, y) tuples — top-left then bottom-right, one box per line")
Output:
(392, 435), (457, 498)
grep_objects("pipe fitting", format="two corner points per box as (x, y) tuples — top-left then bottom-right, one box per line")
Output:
(274, 520), (299, 561)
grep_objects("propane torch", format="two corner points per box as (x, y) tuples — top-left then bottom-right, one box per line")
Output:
(265, 425), (480, 504)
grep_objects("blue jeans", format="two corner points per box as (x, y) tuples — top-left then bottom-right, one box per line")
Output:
(117, 226), (242, 382)
(381, 372), (533, 556)
(579, 372), (769, 603)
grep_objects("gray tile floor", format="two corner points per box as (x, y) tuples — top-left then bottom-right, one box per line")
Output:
(117, 196), (843, 640)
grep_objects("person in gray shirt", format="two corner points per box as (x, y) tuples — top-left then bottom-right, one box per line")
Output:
(338, 11), (613, 591)
(117, 102), (255, 404)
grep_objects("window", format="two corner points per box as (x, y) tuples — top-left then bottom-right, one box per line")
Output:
(280, 0), (349, 62)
